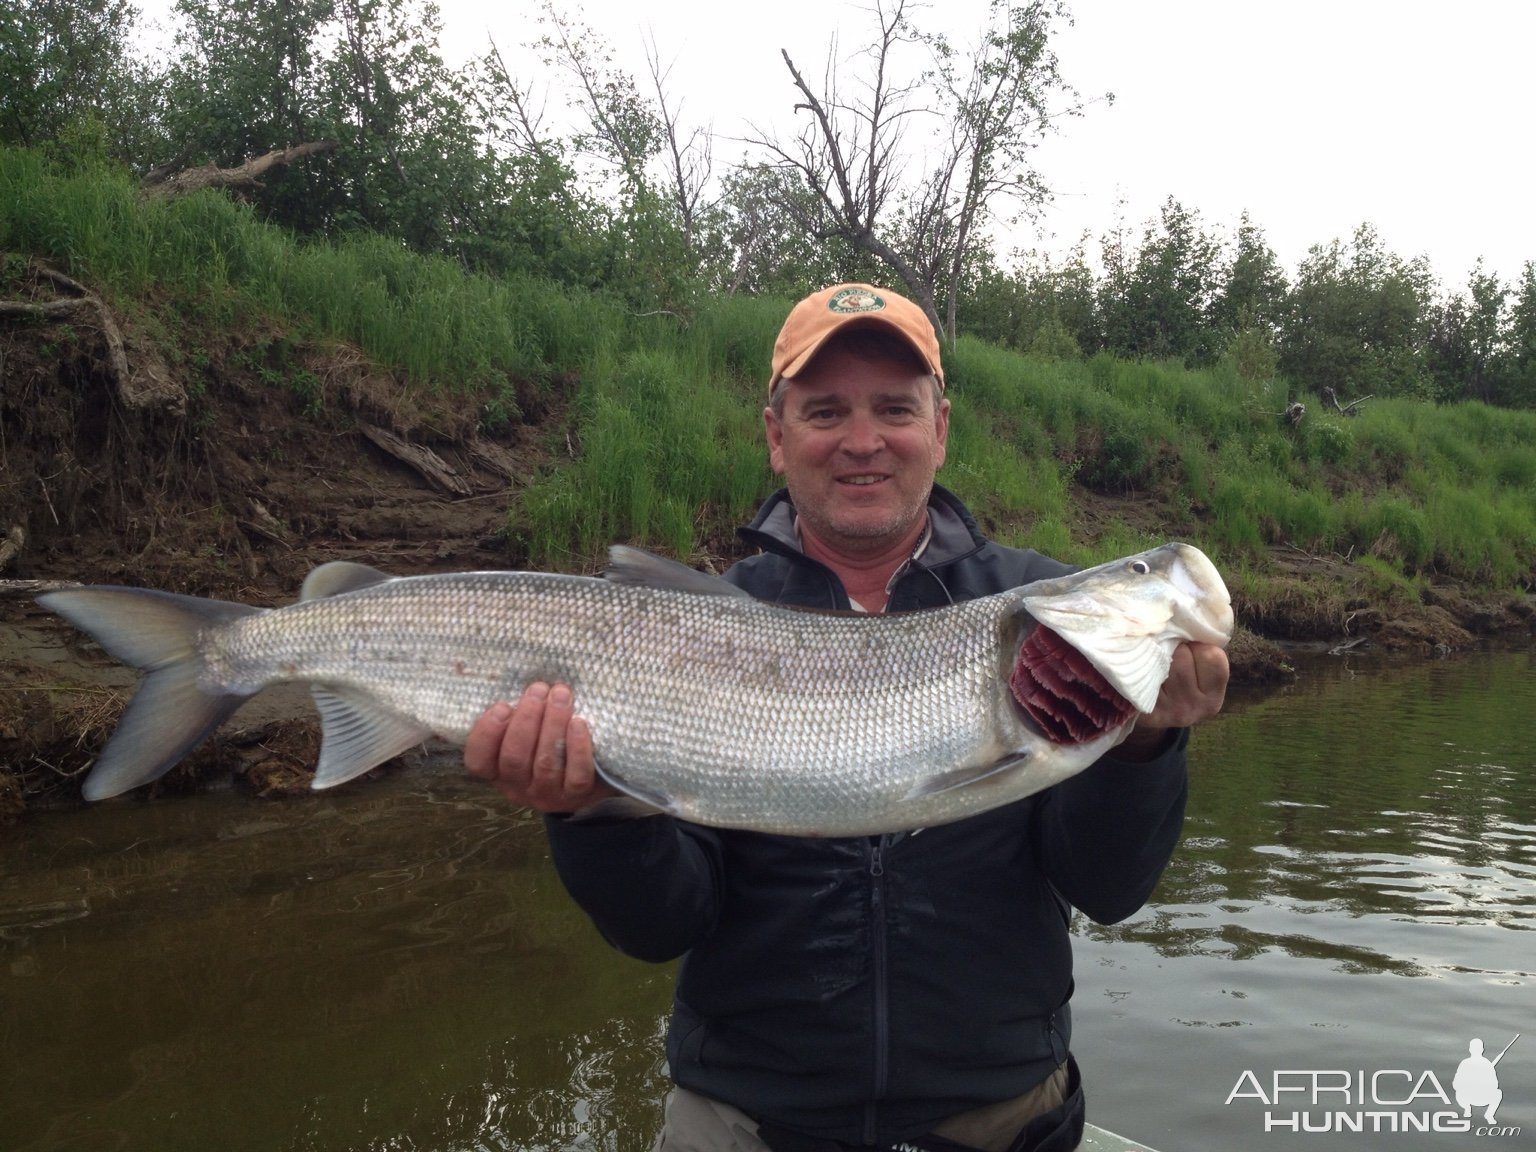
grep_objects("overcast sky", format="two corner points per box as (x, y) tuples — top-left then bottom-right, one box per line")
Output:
(428, 0), (1535, 291)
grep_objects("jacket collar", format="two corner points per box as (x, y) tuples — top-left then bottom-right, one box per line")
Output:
(737, 482), (988, 572)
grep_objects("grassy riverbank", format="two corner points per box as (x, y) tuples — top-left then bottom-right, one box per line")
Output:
(3, 147), (1535, 814)
(5, 148), (1534, 588)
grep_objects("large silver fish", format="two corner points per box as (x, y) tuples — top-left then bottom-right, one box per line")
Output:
(38, 542), (1232, 834)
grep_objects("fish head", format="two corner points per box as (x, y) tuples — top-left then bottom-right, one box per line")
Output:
(1016, 542), (1233, 715)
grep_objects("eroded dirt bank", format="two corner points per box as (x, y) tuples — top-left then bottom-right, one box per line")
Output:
(2, 291), (1531, 820)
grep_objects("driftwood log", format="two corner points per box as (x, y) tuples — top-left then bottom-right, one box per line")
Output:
(1321, 386), (1372, 416)
(141, 141), (338, 198)
(0, 526), (24, 573)
(465, 435), (521, 483)
(0, 577), (80, 598)
(359, 423), (473, 496)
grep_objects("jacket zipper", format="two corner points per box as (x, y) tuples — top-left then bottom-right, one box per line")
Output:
(865, 834), (890, 1144)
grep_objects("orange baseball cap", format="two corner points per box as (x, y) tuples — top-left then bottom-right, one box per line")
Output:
(768, 283), (944, 395)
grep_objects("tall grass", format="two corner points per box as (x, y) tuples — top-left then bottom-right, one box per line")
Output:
(0, 148), (623, 390)
(520, 331), (774, 565)
(3, 145), (1533, 587)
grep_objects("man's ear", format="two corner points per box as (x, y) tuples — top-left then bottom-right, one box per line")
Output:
(764, 406), (786, 475)
(933, 396), (951, 469)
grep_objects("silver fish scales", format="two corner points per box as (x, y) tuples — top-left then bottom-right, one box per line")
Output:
(39, 543), (1233, 835)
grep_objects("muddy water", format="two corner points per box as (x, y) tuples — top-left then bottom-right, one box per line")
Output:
(1, 778), (672, 1151)
(4, 650), (1535, 1151)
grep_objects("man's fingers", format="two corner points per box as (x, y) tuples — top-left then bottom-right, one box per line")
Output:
(464, 682), (616, 811)
(563, 715), (596, 792)
(1139, 643), (1230, 732)
(1169, 642), (1229, 726)
(1192, 643), (1231, 700)
(530, 684), (574, 788)
(464, 701), (513, 780)
(498, 681), (550, 782)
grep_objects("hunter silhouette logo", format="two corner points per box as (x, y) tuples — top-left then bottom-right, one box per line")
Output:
(1454, 1034), (1518, 1125)
(1223, 1030), (1524, 1136)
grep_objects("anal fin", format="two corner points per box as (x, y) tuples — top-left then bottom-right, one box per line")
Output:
(310, 687), (432, 788)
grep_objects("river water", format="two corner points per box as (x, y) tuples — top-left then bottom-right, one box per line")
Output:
(3, 650), (1533, 1152)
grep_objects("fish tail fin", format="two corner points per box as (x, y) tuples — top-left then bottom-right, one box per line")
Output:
(38, 587), (261, 799)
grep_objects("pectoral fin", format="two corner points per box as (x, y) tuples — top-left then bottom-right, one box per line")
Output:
(566, 796), (669, 822)
(902, 751), (1034, 801)
(592, 761), (683, 817)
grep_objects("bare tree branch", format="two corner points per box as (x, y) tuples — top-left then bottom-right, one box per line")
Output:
(482, 36), (556, 158)
(644, 32), (713, 237)
(741, 0), (1088, 339)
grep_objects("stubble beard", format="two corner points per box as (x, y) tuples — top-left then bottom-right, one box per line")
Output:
(787, 477), (930, 556)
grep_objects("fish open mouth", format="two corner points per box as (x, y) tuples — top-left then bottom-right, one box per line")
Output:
(1009, 625), (1137, 745)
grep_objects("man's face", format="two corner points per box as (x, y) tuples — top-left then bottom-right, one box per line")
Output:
(764, 339), (950, 558)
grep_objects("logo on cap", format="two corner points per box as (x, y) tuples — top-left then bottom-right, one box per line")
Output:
(827, 287), (885, 314)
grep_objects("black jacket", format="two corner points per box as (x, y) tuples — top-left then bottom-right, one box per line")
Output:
(544, 485), (1188, 1145)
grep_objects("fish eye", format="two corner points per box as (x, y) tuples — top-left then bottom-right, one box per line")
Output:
(1129, 559), (1151, 575)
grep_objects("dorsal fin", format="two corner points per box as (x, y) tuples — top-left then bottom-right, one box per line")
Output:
(301, 561), (397, 601)
(604, 546), (752, 599)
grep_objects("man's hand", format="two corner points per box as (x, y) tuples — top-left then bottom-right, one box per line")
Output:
(1115, 641), (1230, 761)
(464, 682), (620, 812)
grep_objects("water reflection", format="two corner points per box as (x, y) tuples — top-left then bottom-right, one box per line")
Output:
(4, 649), (1534, 1151)
(1072, 649), (1536, 1149)
(1111, 651), (1536, 946)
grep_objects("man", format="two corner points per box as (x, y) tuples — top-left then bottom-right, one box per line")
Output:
(465, 283), (1229, 1151)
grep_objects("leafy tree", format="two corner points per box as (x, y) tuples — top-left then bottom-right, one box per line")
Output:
(956, 242), (1096, 355)
(1095, 199), (1133, 353)
(0, 0), (146, 158)
(161, 0), (334, 226)
(319, 0), (489, 250)
(454, 48), (610, 285)
(1427, 260), (1510, 404)
(1100, 197), (1221, 365)
(716, 164), (872, 296)
(533, 3), (663, 198)
(1279, 223), (1434, 400)
(1505, 260), (1536, 407)
(1209, 212), (1288, 335)
(1206, 213), (1287, 382)
(1041, 242), (1100, 352)
(521, 5), (720, 306)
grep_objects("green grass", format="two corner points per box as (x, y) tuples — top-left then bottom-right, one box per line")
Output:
(3, 144), (1534, 591)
